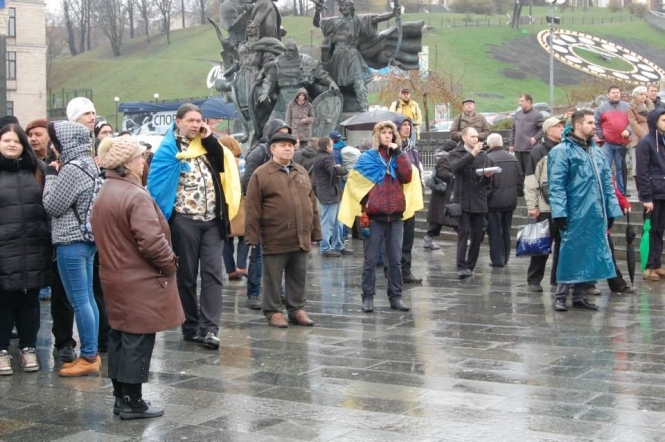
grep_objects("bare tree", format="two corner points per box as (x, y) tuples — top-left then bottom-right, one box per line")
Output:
(181, 0), (186, 28)
(156, 0), (174, 44)
(66, 0), (93, 53)
(193, 0), (210, 24)
(96, 0), (124, 56)
(62, 0), (78, 56)
(126, 0), (135, 39)
(135, 0), (153, 42)
(46, 13), (68, 88)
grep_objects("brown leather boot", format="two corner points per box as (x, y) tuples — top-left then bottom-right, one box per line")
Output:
(59, 356), (101, 377)
(62, 355), (101, 369)
(289, 309), (314, 326)
(268, 313), (288, 328)
(654, 268), (665, 277)
(643, 269), (661, 281)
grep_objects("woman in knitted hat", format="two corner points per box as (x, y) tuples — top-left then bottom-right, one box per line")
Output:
(91, 137), (183, 420)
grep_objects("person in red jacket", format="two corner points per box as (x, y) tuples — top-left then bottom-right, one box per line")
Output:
(359, 121), (412, 313)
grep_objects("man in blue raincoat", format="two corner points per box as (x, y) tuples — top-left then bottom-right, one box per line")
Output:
(548, 110), (623, 312)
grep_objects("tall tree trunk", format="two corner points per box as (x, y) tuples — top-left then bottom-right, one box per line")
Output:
(63, 0), (78, 56)
(128, 0), (135, 39)
(181, 0), (186, 28)
(200, 0), (206, 24)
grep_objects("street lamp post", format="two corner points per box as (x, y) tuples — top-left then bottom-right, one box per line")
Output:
(154, 93), (159, 102)
(114, 96), (119, 131)
(546, 0), (565, 112)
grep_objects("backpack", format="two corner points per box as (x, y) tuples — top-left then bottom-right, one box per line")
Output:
(68, 159), (105, 242)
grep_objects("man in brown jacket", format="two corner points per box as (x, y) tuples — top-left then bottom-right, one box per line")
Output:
(245, 131), (322, 328)
(450, 99), (491, 142)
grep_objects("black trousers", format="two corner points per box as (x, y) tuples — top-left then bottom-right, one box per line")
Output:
(401, 217), (415, 275)
(515, 151), (531, 176)
(646, 200), (665, 270)
(170, 213), (224, 337)
(527, 213), (561, 286)
(93, 252), (110, 350)
(487, 210), (513, 266)
(51, 257), (76, 350)
(607, 233), (629, 291)
(0, 289), (40, 350)
(108, 329), (155, 384)
(456, 211), (485, 272)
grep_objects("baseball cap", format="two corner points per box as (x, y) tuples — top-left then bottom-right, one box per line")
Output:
(401, 88), (410, 94)
(543, 116), (563, 133)
(329, 130), (344, 142)
(462, 98), (475, 104)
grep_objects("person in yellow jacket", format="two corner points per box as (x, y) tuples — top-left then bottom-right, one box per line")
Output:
(389, 88), (422, 140)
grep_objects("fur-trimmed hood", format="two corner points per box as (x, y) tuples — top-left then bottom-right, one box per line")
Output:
(371, 121), (402, 150)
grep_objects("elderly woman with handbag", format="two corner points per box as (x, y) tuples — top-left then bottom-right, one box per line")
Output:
(91, 137), (184, 420)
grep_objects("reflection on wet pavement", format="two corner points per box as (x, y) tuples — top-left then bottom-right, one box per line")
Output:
(2, 239), (665, 441)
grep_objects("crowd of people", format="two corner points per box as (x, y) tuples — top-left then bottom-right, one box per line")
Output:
(0, 83), (664, 420)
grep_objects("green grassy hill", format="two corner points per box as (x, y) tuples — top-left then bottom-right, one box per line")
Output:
(50, 8), (665, 119)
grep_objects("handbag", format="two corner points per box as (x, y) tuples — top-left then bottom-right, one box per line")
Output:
(444, 176), (462, 217)
(539, 182), (550, 205)
(426, 173), (448, 193)
(445, 202), (462, 217)
(516, 219), (552, 257)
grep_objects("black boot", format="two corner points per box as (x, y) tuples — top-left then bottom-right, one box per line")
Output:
(119, 396), (164, 420)
(361, 297), (374, 313)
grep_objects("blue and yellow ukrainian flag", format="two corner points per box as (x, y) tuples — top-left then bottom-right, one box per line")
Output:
(338, 149), (423, 227)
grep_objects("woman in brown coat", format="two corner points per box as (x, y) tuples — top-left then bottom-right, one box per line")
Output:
(91, 137), (184, 421)
(629, 86), (654, 179)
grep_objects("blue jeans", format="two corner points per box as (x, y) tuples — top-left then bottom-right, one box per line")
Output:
(603, 143), (625, 194)
(223, 236), (249, 273)
(57, 242), (98, 358)
(319, 202), (344, 253)
(247, 243), (262, 298)
(361, 219), (404, 299)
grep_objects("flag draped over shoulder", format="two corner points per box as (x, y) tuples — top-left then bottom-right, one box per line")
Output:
(176, 140), (241, 220)
(338, 149), (423, 227)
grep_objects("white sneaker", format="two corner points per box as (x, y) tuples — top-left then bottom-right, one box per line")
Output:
(20, 347), (39, 372)
(0, 350), (12, 375)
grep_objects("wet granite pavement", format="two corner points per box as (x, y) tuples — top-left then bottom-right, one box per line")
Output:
(2, 239), (665, 441)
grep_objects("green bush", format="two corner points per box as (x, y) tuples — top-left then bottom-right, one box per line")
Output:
(491, 119), (513, 130)
(451, 0), (496, 15)
(627, 3), (649, 17)
(608, 0), (622, 13)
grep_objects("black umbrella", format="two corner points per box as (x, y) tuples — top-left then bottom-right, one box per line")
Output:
(339, 110), (403, 131)
(625, 212), (636, 286)
(247, 246), (260, 288)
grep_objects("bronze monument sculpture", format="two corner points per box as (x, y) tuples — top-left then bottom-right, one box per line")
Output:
(209, 0), (423, 145)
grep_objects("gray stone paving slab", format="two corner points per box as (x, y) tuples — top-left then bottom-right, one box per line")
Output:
(2, 239), (665, 441)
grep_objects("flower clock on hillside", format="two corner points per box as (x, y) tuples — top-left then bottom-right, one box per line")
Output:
(537, 29), (665, 84)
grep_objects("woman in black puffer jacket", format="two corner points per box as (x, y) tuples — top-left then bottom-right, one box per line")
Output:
(0, 124), (52, 376)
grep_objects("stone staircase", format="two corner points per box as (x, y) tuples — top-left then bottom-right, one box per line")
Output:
(414, 175), (646, 263)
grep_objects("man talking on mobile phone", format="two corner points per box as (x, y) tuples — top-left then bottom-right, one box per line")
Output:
(148, 103), (241, 350)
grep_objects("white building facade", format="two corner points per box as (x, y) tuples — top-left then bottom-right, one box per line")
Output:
(4, 0), (47, 122)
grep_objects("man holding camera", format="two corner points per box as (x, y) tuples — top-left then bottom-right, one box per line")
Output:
(449, 127), (495, 278)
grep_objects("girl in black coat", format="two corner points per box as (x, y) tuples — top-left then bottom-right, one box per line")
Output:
(0, 124), (52, 375)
